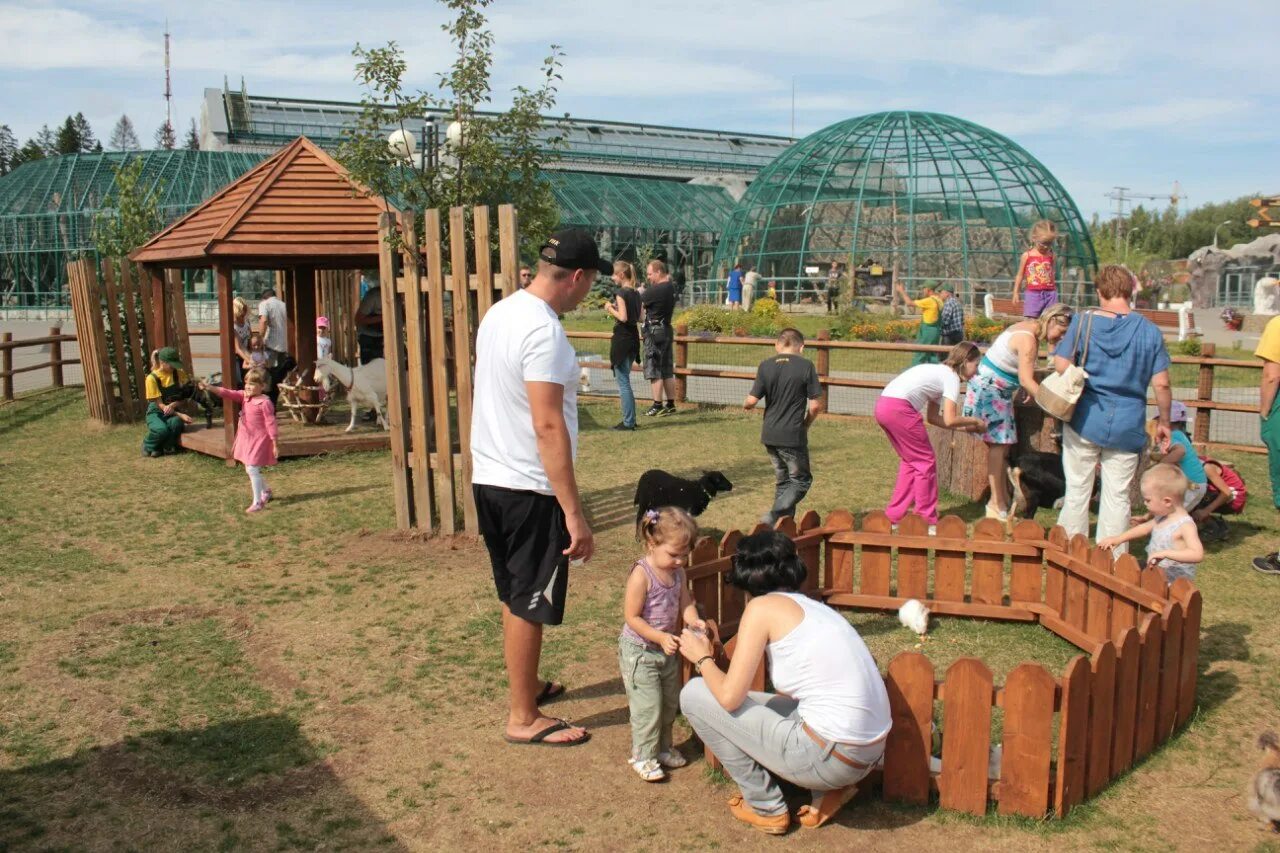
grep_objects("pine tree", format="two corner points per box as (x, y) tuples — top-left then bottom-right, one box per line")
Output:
(17, 137), (46, 165)
(36, 124), (56, 155)
(72, 112), (97, 152)
(154, 120), (176, 150)
(55, 116), (82, 155)
(184, 117), (199, 150)
(108, 115), (141, 151)
(92, 140), (103, 153)
(0, 125), (17, 175)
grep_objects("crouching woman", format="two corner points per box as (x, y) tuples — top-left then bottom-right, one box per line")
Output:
(142, 346), (193, 457)
(678, 531), (891, 834)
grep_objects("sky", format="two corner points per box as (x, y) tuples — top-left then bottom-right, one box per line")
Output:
(1, 0), (1275, 220)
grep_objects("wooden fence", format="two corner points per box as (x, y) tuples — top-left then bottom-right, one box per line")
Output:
(0, 328), (79, 401)
(378, 205), (521, 534)
(66, 257), (191, 424)
(684, 509), (1202, 819)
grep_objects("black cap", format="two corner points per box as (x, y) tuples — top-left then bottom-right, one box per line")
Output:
(539, 229), (613, 275)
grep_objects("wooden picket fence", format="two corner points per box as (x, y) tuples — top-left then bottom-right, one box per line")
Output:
(66, 257), (191, 424)
(684, 509), (1202, 819)
(377, 205), (521, 534)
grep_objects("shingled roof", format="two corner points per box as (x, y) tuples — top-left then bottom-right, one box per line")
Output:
(130, 136), (398, 267)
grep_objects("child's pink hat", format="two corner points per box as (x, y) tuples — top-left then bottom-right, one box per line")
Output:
(316, 316), (330, 327)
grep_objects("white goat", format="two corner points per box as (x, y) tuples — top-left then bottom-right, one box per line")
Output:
(314, 357), (389, 433)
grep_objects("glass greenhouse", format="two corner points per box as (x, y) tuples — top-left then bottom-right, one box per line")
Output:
(713, 111), (1097, 300)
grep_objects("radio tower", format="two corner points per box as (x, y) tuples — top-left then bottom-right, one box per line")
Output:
(164, 21), (172, 130)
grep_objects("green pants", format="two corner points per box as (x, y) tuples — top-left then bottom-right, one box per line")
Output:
(143, 403), (184, 455)
(619, 637), (681, 761)
(912, 320), (942, 365)
(1264, 396), (1280, 509)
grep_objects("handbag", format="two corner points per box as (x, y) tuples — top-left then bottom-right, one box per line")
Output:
(1034, 311), (1093, 421)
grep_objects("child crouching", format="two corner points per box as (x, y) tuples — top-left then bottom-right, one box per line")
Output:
(621, 507), (704, 782)
(1099, 464), (1204, 583)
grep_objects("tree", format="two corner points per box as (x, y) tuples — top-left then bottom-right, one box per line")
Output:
(16, 137), (46, 166)
(108, 115), (141, 151)
(184, 117), (199, 150)
(36, 124), (56, 156)
(0, 125), (17, 175)
(55, 116), (82, 155)
(73, 113), (97, 152)
(336, 0), (564, 259)
(154, 120), (175, 150)
(93, 156), (164, 258)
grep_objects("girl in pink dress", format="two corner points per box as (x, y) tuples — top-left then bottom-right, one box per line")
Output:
(200, 367), (280, 513)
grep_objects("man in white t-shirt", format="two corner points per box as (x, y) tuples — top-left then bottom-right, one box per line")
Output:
(471, 228), (611, 748)
(256, 287), (289, 366)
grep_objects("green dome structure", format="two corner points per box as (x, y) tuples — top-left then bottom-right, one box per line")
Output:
(715, 111), (1096, 296)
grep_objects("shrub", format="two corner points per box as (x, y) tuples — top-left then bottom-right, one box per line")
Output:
(1168, 338), (1202, 357)
(964, 315), (1009, 343)
(750, 297), (782, 319)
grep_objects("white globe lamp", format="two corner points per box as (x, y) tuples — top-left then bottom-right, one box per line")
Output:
(387, 129), (416, 160)
(446, 120), (464, 149)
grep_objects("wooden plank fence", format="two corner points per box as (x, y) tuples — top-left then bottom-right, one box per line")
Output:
(379, 204), (521, 534)
(0, 329), (78, 401)
(682, 508), (1203, 819)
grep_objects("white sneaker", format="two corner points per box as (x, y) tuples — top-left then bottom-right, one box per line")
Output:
(629, 757), (666, 782)
(657, 749), (687, 769)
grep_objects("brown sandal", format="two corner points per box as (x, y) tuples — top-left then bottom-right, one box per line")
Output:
(797, 784), (859, 828)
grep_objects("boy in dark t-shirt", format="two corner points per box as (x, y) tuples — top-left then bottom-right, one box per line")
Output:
(744, 328), (823, 524)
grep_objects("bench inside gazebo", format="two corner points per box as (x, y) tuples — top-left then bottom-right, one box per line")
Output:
(130, 136), (396, 461)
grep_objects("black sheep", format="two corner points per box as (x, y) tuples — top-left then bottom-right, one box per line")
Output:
(633, 469), (733, 531)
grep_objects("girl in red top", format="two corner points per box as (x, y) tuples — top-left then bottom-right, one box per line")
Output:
(1011, 219), (1058, 319)
(201, 367), (280, 513)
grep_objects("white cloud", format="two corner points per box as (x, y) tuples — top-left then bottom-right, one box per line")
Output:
(0, 5), (156, 69)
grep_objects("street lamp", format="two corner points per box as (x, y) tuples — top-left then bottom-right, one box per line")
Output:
(1213, 220), (1233, 249)
(1124, 227), (1141, 262)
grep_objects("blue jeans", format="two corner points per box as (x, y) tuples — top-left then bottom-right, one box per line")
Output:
(764, 444), (812, 523)
(614, 363), (636, 427)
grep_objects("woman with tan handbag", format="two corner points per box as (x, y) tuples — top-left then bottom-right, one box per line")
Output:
(963, 304), (1073, 521)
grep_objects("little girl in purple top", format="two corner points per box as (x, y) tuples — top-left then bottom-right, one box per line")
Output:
(620, 507), (705, 782)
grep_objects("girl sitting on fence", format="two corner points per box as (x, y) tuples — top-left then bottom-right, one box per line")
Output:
(679, 530), (891, 834)
(142, 346), (194, 458)
(620, 507), (704, 782)
(874, 343), (986, 530)
(199, 367), (279, 513)
(1098, 464), (1204, 583)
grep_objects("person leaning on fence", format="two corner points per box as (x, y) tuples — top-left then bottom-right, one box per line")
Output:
(938, 286), (966, 346)
(141, 346), (193, 458)
(1052, 264), (1173, 555)
(640, 259), (678, 417)
(470, 228), (610, 748)
(678, 530), (891, 834)
(1251, 313), (1280, 576)
(604, 260), (642, 431)
(744, 328), (822, 525)
(743, 264), (760, 310)
(894, 281), (944, 365)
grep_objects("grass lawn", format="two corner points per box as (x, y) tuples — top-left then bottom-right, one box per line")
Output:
(1, 388), (1279, 850)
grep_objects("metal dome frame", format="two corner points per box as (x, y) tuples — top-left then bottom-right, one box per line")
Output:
(714, 111), (1097, 297)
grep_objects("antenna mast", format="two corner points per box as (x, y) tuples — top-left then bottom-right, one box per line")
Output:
(164, 22), (172, 129)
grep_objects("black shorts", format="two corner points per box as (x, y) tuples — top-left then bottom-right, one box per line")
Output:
(474, 484), (570, 625)
(642, 325), (674, 380)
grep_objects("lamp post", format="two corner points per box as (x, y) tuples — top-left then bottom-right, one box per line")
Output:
(1124, 227), (1141, 262)
(1213, 220), (1233, 249)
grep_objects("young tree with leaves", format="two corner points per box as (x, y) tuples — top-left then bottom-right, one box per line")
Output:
(109, 115), (141, 151)
(73, 113), (97, 152)
(184, 118), (199, 150)
(55, 116), (82, 155)
(336, 0), (565, 259)
(155, 120), (176, 150)
(93, 156), (164, 258)
(0, 125), (17, 174)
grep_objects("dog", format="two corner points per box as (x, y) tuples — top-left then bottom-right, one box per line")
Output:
(633, 469), (733, 530)
(1248, 731), (1280, 833)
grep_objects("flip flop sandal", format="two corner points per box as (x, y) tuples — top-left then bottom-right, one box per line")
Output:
(536, 680), (566, 704)
(504, 719), (590, 748)
(797, 784), (860, 828)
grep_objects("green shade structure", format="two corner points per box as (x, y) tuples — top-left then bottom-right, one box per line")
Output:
(714, 111), (1096, 295)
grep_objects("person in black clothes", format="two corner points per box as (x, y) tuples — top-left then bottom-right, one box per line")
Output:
(640, 259), (678, 417)
(604, 260), (642, 430)
(744, 328), (823, 524)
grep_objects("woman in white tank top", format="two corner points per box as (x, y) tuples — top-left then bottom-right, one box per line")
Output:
(678, 532), (890, 834)
(963, 304), (1073, 521)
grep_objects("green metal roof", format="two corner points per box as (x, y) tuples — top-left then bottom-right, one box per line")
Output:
(546, 171), (736, 234)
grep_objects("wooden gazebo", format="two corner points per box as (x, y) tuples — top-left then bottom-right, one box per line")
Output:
(130, 136), (399, 458)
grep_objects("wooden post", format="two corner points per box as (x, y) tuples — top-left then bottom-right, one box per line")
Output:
(1193, 342), (1215, 445)
(423, 209), (457, 534)
(449, 206), (478, 534)
(215, 262), (237, 466)
(674, 323), (688, 403)
(497, 204), (519, 297)
(293, 266), (318, 372)
(380, 213), (415, 531)
(1, 332), (12, 401)
(816, 328), (830, 413)
(149, 266), (167, 350)
(399, 212), (434, 531)
(49, 326), (63, 387)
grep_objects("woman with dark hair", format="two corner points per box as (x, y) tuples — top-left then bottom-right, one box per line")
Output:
(604, 260), (642, 431)
(678, 531), (891, 834)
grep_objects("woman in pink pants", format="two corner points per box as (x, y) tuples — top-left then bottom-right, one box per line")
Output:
(874, 343), (984, 526)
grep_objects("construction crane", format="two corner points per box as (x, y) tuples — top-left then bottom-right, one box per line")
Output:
(1248, 196), (1280, 228)
(1104, 182), (1185, 237)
